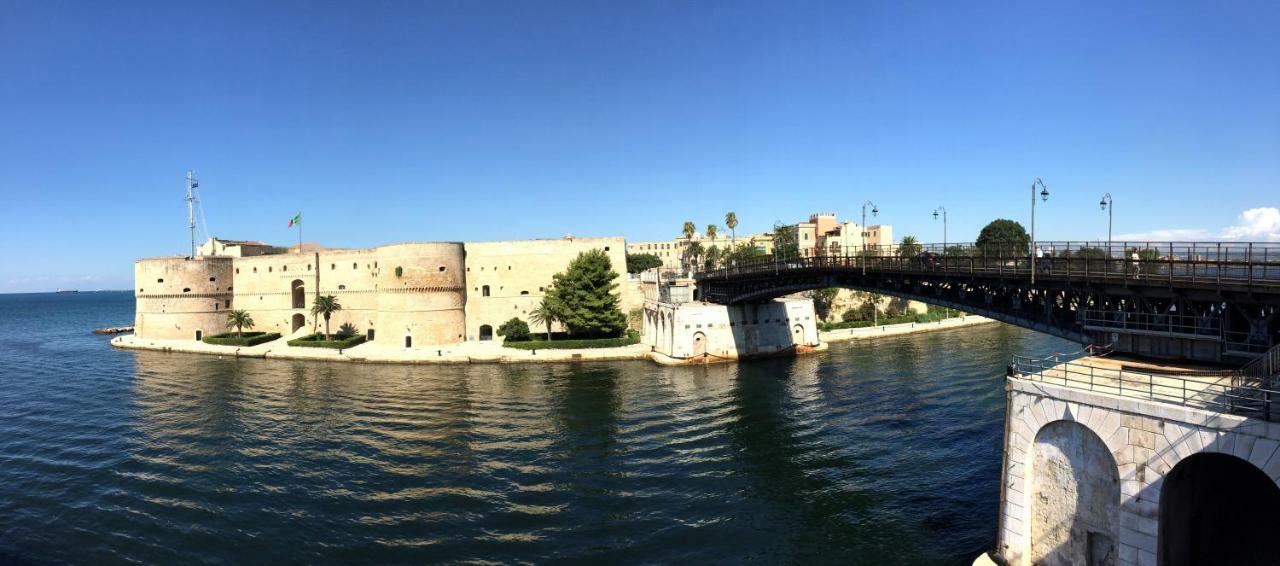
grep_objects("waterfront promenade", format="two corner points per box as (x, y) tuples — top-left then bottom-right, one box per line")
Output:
(112, 315), (995, 365)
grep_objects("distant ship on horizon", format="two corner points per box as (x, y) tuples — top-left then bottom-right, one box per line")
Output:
(55, 289), (79, 294)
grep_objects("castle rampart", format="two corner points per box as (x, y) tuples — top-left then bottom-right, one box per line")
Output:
(132, 237), (632, 348)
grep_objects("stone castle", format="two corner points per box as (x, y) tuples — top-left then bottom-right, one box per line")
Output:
(133, 236), (640, 347)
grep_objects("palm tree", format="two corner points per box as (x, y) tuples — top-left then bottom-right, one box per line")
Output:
(682, 221), (696, 240)
(310, 295), (342, 339)
(528, 297), (559, 341)
(725, 212), (738, 247)
(706, 224), (718, 243)
(686, 241), (705, 273)
(705, 246), (722, 270)
(898, 235), (923, 257)
(225, 309), (254, 338)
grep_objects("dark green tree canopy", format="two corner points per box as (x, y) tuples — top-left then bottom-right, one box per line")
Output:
(496, 317), (531, 342)
(772, 223), (799, 258)
(626, 253), (663, 274)
(976, 219), (1030, 256)
(548, 249), (628, 337)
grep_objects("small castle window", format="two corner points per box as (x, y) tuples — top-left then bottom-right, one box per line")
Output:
(338, 285), (346, 290)
(507, 266), (511, 270)
(482, 285), (490, 297)
(604, 246), (610, 251)
(439, 266), (446, 272)
(209, 277), (215, 282)
(139, 289), (144, 293)
(183, 288), (191, 293)
(352, 263), (357, 269)
(307, 264), (311, 271)
(227, 287), (232, 291)
(225, 300), (230, 308)
(235, 268), (240, 274)
(520, 291), (529, 295)
(157, 278), (164, 283)
(283, 265), (288, 271)
(331, 264), (336, 270)
(269, 267), (273, 272)
(253, 267), (257, 273)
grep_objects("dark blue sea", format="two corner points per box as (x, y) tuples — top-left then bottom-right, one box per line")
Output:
(0, 291), (1072, 564)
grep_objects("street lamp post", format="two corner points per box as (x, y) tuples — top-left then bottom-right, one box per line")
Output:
(932, 206), (947, 250)
(861, 200), (879, 275)
(1030, 178), (1049, 285)
(1099, 193), (1113, 253)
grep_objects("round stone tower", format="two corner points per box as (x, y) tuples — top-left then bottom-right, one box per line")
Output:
(374, 242), (467, 348)
(134, 256), (235, 340)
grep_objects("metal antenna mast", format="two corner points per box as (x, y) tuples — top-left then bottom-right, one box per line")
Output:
(186, 170), (198, 258)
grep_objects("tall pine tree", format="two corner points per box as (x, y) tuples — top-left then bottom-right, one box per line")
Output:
(548, 249), (628, 337)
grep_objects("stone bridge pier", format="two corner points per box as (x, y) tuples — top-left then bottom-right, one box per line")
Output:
(998, 370), (1280, 566)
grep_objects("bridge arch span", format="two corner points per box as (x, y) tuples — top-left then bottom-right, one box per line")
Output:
(696, 248), (1280, 363)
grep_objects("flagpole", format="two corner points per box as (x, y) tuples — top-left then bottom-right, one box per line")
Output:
(297, 212), (302, 254)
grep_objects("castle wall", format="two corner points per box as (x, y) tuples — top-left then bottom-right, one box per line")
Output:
(133, 237), (632, 347)
(134, 257), (234, 340)
(463, 237), (629, 341)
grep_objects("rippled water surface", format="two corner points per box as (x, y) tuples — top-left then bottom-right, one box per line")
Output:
(0, 292), (1074, 564)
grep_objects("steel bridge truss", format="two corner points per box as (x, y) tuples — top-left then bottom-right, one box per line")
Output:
(696, 241), (1280, 364)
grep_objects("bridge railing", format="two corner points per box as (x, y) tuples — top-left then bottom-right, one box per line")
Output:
(1077, 309), (1222, 338)
(702, 240), (1280, 286)
(1011, 351), (1280, 421)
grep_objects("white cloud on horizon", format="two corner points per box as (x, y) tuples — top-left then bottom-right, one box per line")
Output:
(1112, 207), (1280, 242)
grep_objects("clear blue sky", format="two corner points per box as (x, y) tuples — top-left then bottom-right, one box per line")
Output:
(1, 1), (1277, 292)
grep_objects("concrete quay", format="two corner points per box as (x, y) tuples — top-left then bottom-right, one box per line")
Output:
(112, 314), (995, 366)
(818, 314), (995, 343)
(112, 334), (652, 364)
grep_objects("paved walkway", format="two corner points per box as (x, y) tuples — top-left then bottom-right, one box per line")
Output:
(819, 315), (996, 343)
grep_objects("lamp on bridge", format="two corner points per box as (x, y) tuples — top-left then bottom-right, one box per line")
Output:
(861, 200), (879, 275)
(1031, 178), (1049, 285)
(932, 206), (947, 250)
(1099, 193), (1113, 252)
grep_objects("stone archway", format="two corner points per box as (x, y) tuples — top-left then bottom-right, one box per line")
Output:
(1029, 420), (1120, 566)
(291, 313), (305, 333)
(1159, 452), (1280, 566)
(692, 332), (707, 357)
(792, 324), (804, 345)
(479, 325), (493, 341)
(291, 279), (305, 309)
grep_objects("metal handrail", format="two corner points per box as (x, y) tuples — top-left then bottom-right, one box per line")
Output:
(1011, 352), (1278, 421)
(702, 240), (1280, 286)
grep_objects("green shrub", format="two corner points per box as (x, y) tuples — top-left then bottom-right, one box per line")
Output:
(203, 332), (281, 347)
(841, 308), (859, 323)
(497, 317), (531, 342)
(337, 322), (358, 339)
(287, 333), (367, 349)
(504, 334), (641, 350)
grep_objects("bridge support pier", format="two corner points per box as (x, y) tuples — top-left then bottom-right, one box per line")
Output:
(997, 365), (1280, 566)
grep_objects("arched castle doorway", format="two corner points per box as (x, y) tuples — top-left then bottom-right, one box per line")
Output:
(479, 325), (493, 341)
(692, 332), (707, 357)
(1159, 452), (1280, 565)
(291, 313), (305, 333)
(792, 324), (804, 345)
(291, 279), (305, 309)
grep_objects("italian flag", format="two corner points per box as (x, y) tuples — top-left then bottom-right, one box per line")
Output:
(288, 213), (301, 227)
